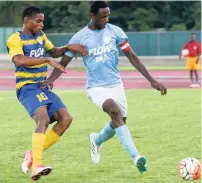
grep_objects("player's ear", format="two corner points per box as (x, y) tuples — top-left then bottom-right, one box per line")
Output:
(89, 13), (94, 19)
(24, 17), (29, 24)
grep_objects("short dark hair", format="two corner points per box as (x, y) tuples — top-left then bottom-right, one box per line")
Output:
(90, 1), (109, 15)
(22, 6), (43, 20)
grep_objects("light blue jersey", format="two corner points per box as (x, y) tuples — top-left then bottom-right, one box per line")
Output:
(65, 23), (128, 88)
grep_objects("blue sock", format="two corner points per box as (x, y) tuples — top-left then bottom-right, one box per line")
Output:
(95, 122), (116, 146)
(115, 125), (139, 159)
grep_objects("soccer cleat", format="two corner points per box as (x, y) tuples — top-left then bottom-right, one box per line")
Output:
(89, 132), (102, 164)
(189, 83), (196, 88)
(134, 155), (147, 173)
(31, 165), (52, 181)
(194, 84), (200, 88)
(21, 151), (32, 174)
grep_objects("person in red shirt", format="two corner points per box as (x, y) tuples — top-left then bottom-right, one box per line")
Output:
(180, 33), (201, 88)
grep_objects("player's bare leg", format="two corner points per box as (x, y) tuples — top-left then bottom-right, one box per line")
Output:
(51, 108), (73, 136)
(21, 108), (72, 177)
(189, 70), (196, 87)
(103, 99), (147, 173)
(27, 106), (52, 181)
(193, 70), (200, 87)
(42, 108), (73, 152)
(89, 98), (147, 173)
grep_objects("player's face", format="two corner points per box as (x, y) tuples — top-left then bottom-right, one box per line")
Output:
(94, 7), (110, 29)
(26, 13), (44, 34)
(191, 35), (196, 41)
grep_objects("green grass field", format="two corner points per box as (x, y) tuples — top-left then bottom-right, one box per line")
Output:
(0, 89), (200, 183)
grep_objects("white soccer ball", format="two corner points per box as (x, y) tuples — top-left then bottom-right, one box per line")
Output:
(181, 49), (189, 57)
(179, 157), (201, 181)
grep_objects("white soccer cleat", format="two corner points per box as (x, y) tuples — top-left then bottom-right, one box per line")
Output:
(21, 151), (32, 174)
(189, 84), (195, 88)
(194, 84), (200, 88)
(89, 132), (102, 164)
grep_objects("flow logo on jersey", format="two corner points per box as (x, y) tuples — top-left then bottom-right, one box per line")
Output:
(89, 43), (112, 56)
(30, 48), (44, 57)
(95, 54), (110, 62)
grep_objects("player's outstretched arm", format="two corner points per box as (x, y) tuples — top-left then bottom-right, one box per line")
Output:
(48, 44), (87, 58)
(13, 55), (66, 73)
(124, 48), (167, 95)
(41, 55), (73, 89)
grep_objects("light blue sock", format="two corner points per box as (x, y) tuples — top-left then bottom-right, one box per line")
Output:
(95, 122), (116, 146)
(115, 125), (139, 159)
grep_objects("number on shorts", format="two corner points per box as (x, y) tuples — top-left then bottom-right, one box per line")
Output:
(36, 92), (48, 102)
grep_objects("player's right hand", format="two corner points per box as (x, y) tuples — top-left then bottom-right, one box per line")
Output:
(150, 80), (167, 95)
(48, 59), (66, 73)
(66, 44), (88, 56)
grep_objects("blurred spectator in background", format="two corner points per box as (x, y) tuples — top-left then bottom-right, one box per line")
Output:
(180, 33), (201, 88)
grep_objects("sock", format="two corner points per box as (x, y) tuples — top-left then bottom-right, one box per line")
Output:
(43, 129), (60, 151)
(115, 125), (139, 159)
(95, 122), (116, 146)
(32, 133), (45, 169)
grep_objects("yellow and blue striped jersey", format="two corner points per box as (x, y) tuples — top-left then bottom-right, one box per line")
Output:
(7, 31), (54, 90)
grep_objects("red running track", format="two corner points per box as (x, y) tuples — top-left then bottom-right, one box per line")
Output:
(0, 70), (199, 90)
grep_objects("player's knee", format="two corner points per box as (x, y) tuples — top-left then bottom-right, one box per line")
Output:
(105, 99), (122, 115)
(64, 115), (73, 126)
(103, 98), (124, 127)
(103, 98), (119, 113)
(60, 115), (73, 130)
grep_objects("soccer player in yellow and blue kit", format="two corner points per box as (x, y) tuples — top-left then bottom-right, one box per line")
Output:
(7, 6), (87, 181)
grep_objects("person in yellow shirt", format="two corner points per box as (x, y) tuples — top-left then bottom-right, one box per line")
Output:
(7, 6), (87, 181)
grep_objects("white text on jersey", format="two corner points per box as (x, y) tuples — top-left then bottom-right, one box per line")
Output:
(89, 44), (112, 56)
(30, 48), (44, 57)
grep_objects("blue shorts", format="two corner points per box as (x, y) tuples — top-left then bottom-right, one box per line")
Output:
(17, 83), (66, 123)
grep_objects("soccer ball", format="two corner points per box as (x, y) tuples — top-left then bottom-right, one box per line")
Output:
(179, 157), (201, 181)
(181, 49), (189, 57)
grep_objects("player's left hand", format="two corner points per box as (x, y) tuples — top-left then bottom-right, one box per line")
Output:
(66, 44), (88, 56)
(150, 81), (167, 95)
(41, 79), (54, 90)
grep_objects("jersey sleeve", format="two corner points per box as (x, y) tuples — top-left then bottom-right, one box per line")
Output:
(7, 33), (24, 61)
(43, 33), (54, 51)
(114, 26), (128, 45)
(114, 26), (130, 52)
(65, 33), (80, 58)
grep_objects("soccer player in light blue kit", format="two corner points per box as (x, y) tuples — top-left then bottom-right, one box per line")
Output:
(44, 1), (167, 173)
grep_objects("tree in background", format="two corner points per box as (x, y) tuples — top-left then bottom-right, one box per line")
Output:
(0, 1), (200, 32)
